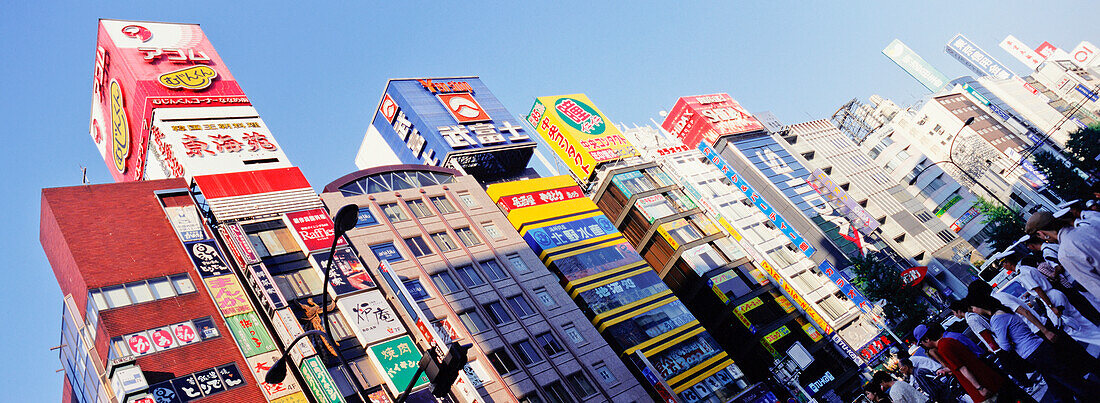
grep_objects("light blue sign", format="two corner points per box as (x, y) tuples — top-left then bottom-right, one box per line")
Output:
(945, 34), (1013, 80)
(883, 39), (950, 92)
(524, 215), (616, 255)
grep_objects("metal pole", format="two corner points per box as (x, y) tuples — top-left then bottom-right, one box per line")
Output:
(392, 360), (428, 403)
(318, 233), (370, 400)
(278, 330), (367, 402)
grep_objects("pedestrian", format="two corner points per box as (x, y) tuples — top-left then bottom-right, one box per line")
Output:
(1043, 287), (1100, 349)
(950, 299), (1000, 353)
(872, 371), (928, 403)
(969, 295), (1100, 401)
(916, 323), (1032, 403)
(864, 383), (890, 402)
(1056, 199), (1100, 227)
(1027, 210), (1100, 315)
(898, 358), (954, 403)
(1023, 236), (1100, 325)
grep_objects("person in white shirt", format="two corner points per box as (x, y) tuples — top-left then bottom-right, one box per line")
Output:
(1003, 253), (1060, 318)
(872, 371), (929, 403)
(1028, 210), (1100, 314)
(1043, 288), (1100, 349)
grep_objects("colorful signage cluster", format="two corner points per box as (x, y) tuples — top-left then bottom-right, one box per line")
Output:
(661, 94), (764, 148)
(496, 185), (585, 212)
(529, 94), (637, 181)
(882, 39), (950, 92)
(945, 34), (1014, 80)
(806, 169), (878, 233)
(949, 206), (981, 233)
(818, 260), (872, 314)
(299, 356), (346, 403)
(121, 318), (211, 357)
(857, 334), (893, 362)
(145, 363), (247, 403)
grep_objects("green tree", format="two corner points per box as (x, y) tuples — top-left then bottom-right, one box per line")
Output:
(1065, 124), (1100, 175)
(972, 197), (1024, 251)
(1032, 151), (1089, 200)
(849, 255), (929, 338)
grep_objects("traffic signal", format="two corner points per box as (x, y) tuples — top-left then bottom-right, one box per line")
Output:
(423, 343), (471, 398)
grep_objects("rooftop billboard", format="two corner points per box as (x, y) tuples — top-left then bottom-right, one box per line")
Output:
(661, 94), (765, 148)
(882, 39), (950, 92)
(528, 94), (637, 181)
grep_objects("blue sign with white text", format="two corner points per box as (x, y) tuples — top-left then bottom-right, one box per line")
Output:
(945, 34), (1013, 80)
(523, 215), (617, 255)
(818, 260), (872, 314)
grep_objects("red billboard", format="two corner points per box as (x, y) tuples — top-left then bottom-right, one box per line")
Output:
(90, 19), (250, 182)
(660, 94), (764, 148)
(285, 209), (347, 252)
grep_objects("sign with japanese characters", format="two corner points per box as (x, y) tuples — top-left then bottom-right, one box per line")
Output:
(999, 35), (1044, 70)
(149, 111), (291, 181)
(165, 205), (205, 241)
(184, 240), (233, 278)
(522, 214), (616, 255)
(818, 260), (872, 314)
(310, 247), (376, 296)
(245, 263), (288, 312)
(218, 223), (261, 266)
(146, 363), (247, 403)
(756, 259), (833, 334)
(271, 308), (316, 365)
(807, 168), (878, 233)
(529, 94), (638, 181)
(949, 206), (981, 233)
(945, 34), (1014, 80)
(496, 185), (585, 213)
(125, 331), (155, 356)
(247, 351), (305, 400)
(226, 311), (276, 357)
(204, 274), (253, 316)
(335, 290), (404, 347)
(363, 77), (534, 176)
(90, 20), (251, 182)
(367, 335), (429, 395)
(881, 39), (950, 92)
(299, 356), (347, 403)
(661, 94), (765, 148)
(284, 208), (345, 252)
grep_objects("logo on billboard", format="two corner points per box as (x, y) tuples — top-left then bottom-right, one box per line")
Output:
(158, 65), (219, 90)
(1035, 41), (1058, 59)
(109, 79), (130, 173)
(554, 98), (605, 134)
(121, 25), (152, 42)
(379, 93), (398, 123)
(439, 93), (491, 123)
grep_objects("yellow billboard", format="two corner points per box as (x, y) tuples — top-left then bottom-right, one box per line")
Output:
(527, 94), (637, 181)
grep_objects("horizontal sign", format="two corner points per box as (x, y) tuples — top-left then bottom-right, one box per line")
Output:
(950, 206), (981, 233)
(882, 39), (949, 92)
(368, 335), (429, 396)
(496, 185), (585, 212)
(818, 260), (872, 314)
(764, 326), (790, 344)
(165, 205), (205, 241)
(523, 214), (616, 255)
(145, 363), (247, 403)
(946, 34), (1013, 80)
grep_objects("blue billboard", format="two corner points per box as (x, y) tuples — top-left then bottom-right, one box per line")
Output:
(945, 34), (1014, 80)
(523, 215), (617, 255)
(369, 77), (536, 180)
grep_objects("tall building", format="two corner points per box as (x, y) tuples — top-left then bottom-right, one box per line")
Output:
(320, 164), (649, 402)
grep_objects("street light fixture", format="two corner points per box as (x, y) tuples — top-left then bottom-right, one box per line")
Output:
(908, 116), (1011, 209)
(264, 330), (366, 401)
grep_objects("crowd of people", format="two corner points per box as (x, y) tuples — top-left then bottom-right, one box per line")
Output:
(863, 197), (1100, 403)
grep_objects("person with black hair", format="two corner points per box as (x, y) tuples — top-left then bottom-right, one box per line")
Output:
(949, 298), (999, 354)
(1027, 210), (1100, 312)
(970, 295), (1100, 401)
(1003, 253), (1061, 318)
(863, 383), (890, 402)
(872, 371), (928, 403)
(898, 359), (954, 403)
(1022, 235), (1100, 325)
(915, 322), (1028, 402)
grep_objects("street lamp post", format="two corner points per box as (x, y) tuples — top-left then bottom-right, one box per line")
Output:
(264, 330), (366, 401)
(909, 116), (1012, 210)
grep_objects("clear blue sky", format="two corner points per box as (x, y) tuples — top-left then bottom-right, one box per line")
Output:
(3, 1), (1096, 400)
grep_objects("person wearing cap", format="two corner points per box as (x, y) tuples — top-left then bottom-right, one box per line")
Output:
(872, 370), (929, 403)
(916, 323), (1029, 403)
(1055, 199), (1100, 228)
(1027, 210), (1100, 314)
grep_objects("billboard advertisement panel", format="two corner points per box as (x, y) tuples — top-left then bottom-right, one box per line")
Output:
(90, 20), (250, 182)
(1035, 41), (1058, 59)
(363, 77), (535, 179)
(284, 208), (346, 252)
(367, 335), (429, 396)
(335, 290), (404, 347)
(148, 107), (291, 181)
(882, 39), (950, 92)
(529, 94), (637, 181)
(806, 169), (879, 233)
(309, 247), (376, 297)
(1070, 41), (1099, 67)
(661, 94), (765, 148)
(945, 34), (1014, 80)
(999, 35), (1044, 70)
(522, 214), (617, 255)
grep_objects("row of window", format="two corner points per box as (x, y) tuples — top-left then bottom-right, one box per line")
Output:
(88, 273), (197, 312)
(497, 360), (605, 403)
(379, 194), (474, 223)
(372, 226), (488, 263)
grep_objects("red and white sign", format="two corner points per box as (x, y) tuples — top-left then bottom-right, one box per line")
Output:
(1000, 35), (1044, 70)
(900, 266), (928, 287)
(125, 332), (153, 356)
(149, 327), (176, 350)
(90, 20), (249, 182)
(218, 223), (260, 267)
(1070, 41), (1099, 67)
(247, 351), (304, 400)
(284, 208), (346, 252)
(661, 93), (764, 149)
(1035, 41), (1058, 59)
(438, 93), (491, 123)
(656, 145), (691, 156)
(496, 185), (585, 212)
(193, 167), (323, 222)
(379, 93), (399, 123)
(172, 321), (199, 345)
(148, 109), (290, 181)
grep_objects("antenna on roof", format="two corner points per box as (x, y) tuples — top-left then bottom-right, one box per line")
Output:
(81, 166), (88, 184)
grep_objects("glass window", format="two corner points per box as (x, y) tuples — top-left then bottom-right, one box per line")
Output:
(89, 290), (108, 312)
(454, 265), (485, 287)
(535, 332), (564, 356)
(519, 395), (545, 403)
(404, 279), (431, 301)
(381, 203), (409, 222)
(507, 254), (530, 274)
(404, 236), (433, 257)
(103, 285), (131, 308)
(126, 281), (154, 304)
(484, 301), (513, 325)
(506, 295), (536, 318)
(274, 269), (323, 299)
(535, 289), (555, 308)
(458, 311), (489, 334)
(563, 325), (585, 345)
(431, 232), (458, 252)
(480, 260), (508, 281)
(594, 364), (617, 384)
(482, 222), (503, 239)
(487, 350), (519, 374)
(431, 272), (461, 294)
(544, 381), (576, 403)
(455, 227), (481, 247)
(458, 193), (477, 208)
(566, 373), (597, 398)
(170, 274), (196, 295)
(371, 242), (404, 262)
(110, 337), (131, 359)
(431, 196), (457, 214)
(406, 199), (434, 218)
(148, 277), (176, 299)
(513, 340), (544, 365)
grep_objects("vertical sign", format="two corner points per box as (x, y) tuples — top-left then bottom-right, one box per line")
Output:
(334, 290), (404, 346)
(204, 275), (253, 316)
(367, 335), (429, 396)
(310, 248), (377, 296)
(165, 205), (206, 241)
(882, 39), (950, 92)
(299, 356), (346, 403)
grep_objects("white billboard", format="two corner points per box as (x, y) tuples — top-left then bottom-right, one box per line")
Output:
(999, 35), (1044, 70)
(148, 106), (291, 181)
(1069, 41), (1100, 68)
(335, 289), (405, 346)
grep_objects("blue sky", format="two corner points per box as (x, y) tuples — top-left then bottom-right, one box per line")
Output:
(3, 1), (1096, 399)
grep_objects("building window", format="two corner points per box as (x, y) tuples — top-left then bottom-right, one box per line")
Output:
(406, 199), (434, 219)
(103, 285), (131, 309)
(920, 175), (946, 197)
(915, 211), (934, 223)
(594, 363), (617, 384)
(480, 260), (508, 281)
(431, 232), (458, 252)
(563, 324), (585, 345)
(370, 242), (404, 262)
(454, 265), (485, 287)
(544, 381), (576, 403)
(170, 274), (196, 294)
(566, 373), (597, 398)
(535, 332), (564, 356)
(245, 224), (301, 258)
(455, 227), (481, 247)
(381, 203), (409, 222)
(513, 340), (544, 365)
(507, 254), (530, 273)
(487, 350), (519, 374)
(458, 311), (489, 334)
(404, 279), (431, 301)
(274, 269), (323, 299)
(894, 234), (906, 243)
(432, 272), (461, 294)
(535, 289), (555, 308)
(936, 229), (956, 243)
(458, 193), (477, 208)
(148, 277), (176, 299)
(355, 207), (379, 227)
(482, 222), (503, 239)
(404, 236), (433, 257)
(506, 295), (537, 318)
(125, 281), (155, 304)
(518, 395), (545, 403)
(484, 301), (513, 325)
(431, 196), (457, 214)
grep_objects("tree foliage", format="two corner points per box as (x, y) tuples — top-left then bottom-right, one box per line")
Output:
(849, 255), (929, 338)
(1030, 125), (1099, 201)
(972, 197), (1024, 251)
(1033, 151), (1089, 201)
(1065, 124), (1100, 174)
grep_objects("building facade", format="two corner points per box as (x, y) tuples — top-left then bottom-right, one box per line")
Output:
(320, 165), (648, 403)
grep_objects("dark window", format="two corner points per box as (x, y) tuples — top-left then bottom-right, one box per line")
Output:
(506, 295), (537, 318)
(487, 350), (519, 374)
(894, 234), (906, 243)
(380, 203), (409, 222)
(858, 199), (868, 207)
(431, 232), (458, 252)
(431, 196), (456, 214)
(431, 272), (460, 294)
(801, 151), (815, 160)
(544, 381), (575, 403)
(566, 373), (597, 398)
(513, 340), (543, 365)
(519, 394), (545, 403)
(455, 227), (481, 247)
(458, 311), (489, 334)
(914, 251), (926, 261)
(404, 236), (433, 257)
(370, 242), (404, 262)
(455, 265), (485, 287)
(404, 279), (430, 301)
(480, 260), (508, 281)
(937, 229), (956, 243)
(535, 332), (564, 356)
(484, 301), (513, 325)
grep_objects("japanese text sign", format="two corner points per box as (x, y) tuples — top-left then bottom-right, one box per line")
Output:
(882, 39), (950, 92)
(310, 247), (376, 296)
(661, 94), (764, 149)
(818, 260), (872, 314)
(945, 34), (1014, 80)
(184, 240), (233, 278)
(368, 335), (429, 395)
(226, 311), (276, 357)
(496, 185), (585, 213)
(336, 290), (404, 346)
(165, 205), (205, 241)
(285, 208), (345, 252)
(218, 223), (260, 266)
(149, 112), (290, 181)
(299, 356), (347, 403)
(523, 215), (616, 255)
(999, 35), (1044, 70)
(246, 351), (305, 400)
(204, 274), (253, 316)
(529, 94), (637, 181)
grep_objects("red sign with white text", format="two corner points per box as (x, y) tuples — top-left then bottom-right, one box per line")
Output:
(90, 20), (249, 182)
(661, 93), (764, 148)
(496, 186), (585, 212)
(1035, 41), (1058, 59)
(285, 209), (346, 252)
(900, 266), (928, 287)
(438, 93), (491, 123)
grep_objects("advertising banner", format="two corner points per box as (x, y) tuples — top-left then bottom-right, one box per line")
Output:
(610, 171), (647, 198)
(1035, 41), (1058, 59)
(818, 260), (872, 314)
(335, 290), (404, 347)
(90, 20), (250, 182)
(900, 266), (928, 287)
(949, 207), (981, 233)
(225, 311), (276, 357)
(757, 259), (833, 334)
(271, 308), (316, 365)
(368, 335), (430, 395)
(183, 240), (233, 278)
(148, 110), (290, 181)
(246, 351), (304, 400)
(165, 205), (205, 241)
(763, 326), (790, 344)
(204, 275), (253, 316)
(496, 185), (585, 213)
(858, 334), (893, 362)
(660, 94), (764, 148)
(807, 169), (879, 233)
(801, 322), (823, 342)
(310, 247), (376, 297)
(528, 94), (637, 181)
(830, 332), (863, 365)
(285, 208), (345, 252)
(299, 356), (346, 403)
(1069, 41), (1099, 67)
(523, 214), (616, 255)
(145, 363), (247, 403)
(246, 263), (288, 312)
(218, 223), (261, 266)
(698, 142), (816, 257)
(999, 35), (1044, 70)
(945, 34), (1014, 80)
(882, 39), (950, 92)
